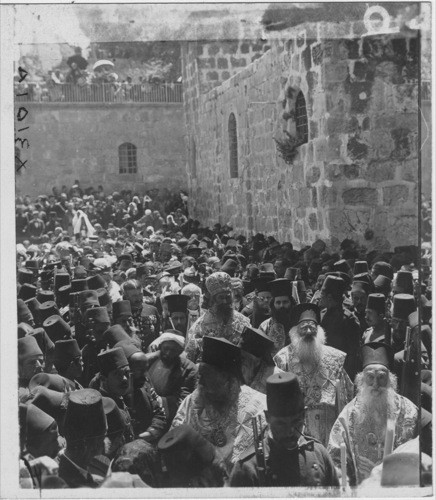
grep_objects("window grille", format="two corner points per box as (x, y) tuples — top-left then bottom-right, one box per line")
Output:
(119, 143), (137, 174)
(295, 91), (309, 143)
(229, 113), (238, 178)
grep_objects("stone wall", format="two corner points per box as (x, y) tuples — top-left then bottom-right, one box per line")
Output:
(183, 22), (423, 251)
(15, 102), (187, 197)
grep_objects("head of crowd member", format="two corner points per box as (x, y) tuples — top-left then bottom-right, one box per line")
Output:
(53, 339), (83, 382)
(199, 337), (243, 411)
(252, 277), (273, 314)
(98, 347), (131, 399)
(269, 279), (294, 328)
(355, 342), (396, 424)
(19, 336), (44, 385)
(314, 273), (326, 292)
(370, 261), (394, 281)
(288, 303), (324, 368)
(112, 300), (134, 335)
(319, 275), (345, 310)
(273, 259), (292, 279)
(164, 294), (190, 335)
(63, 389), (107, 471)
(239, 326), (274, 385)
(17, 299), (35, 326)
(364, 294), (386, 329)
(205, 272), (234, 322)
(25, 404), (61, 459)
(230, 278), (245, 311)
(265, 372), (305, 451)
(30, 386), (69, 437)
(351, 280), (371, 316)
(78, 289), (99, 317)
(391, 294), (416, 351)
(392, 271), (414, 296)
(121, 279), (143, 313)
(181, 283), (202, 312)
(154, 331), (185, 368)
(83, 307), (111, 345)
(102, 397), (128, 460)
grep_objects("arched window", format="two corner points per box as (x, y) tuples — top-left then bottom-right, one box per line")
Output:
(295, 91), (308, 143)
(228, 113), (238, 178)
(119, 143), (137, 174)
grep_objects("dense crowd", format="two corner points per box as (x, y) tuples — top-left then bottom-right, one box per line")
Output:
(16, 181), (432, 489)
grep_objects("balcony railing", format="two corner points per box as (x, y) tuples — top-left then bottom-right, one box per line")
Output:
(14, 82), (183, 104)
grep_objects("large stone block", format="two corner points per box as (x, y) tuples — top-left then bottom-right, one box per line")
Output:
(364, 160), (397, 182)
(401, 160), (418, 182)
(342, 188), (377, 205)
(382, 185), (409, 206)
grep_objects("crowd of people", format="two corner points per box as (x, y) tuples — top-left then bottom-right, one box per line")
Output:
(15, 181), (432, 489)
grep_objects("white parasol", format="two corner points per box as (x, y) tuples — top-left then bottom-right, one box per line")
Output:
(92, 59), (115, 71)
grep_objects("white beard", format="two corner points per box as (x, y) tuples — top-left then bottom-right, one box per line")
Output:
(355, 378), (397, 426)
(289, 325), (326, 369)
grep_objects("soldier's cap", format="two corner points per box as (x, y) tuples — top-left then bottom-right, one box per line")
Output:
(18, 268), (35, 285)
(102, 396), (127, 436)
(114, 340), (141, 360)
(70, 278), (88, 293)
(43, 314), (71, 342)
(333, 259), (352, 275)
(17, 299), (34, 323)
(84, 306), (110, 324)
(269, 278), (293, 298)
(392, 294), (416, 321)
(18, 283), (37, 300)
(351, 280), (371, 296)
(29, 373), (73, 393)
(381, 453), (420, 487)
(97, 288), (110, 307)
(393, 271), (414, 294)
(79, 289), (100, 309)
(202, 336), (241, 374)
(31, 327), (55, 354)
(372, 261), (394, 280)
(321, 275), (345, 298)
(266, 372), (304, 417)
(103, 325), (131, 347)
(113, 300), (132, 319)
(18, 336), (43, 360)
(366, 293), (386, 315)
(373, 275), (392, 296)
(98, 347), (129, 377)
(27, 403), (55, 437)
(54, 273), (70, 291)
(239, 326), (274, 359)
(283, 267), (300, 281)
(63, 389), (107, 441)
(87, 274), (107, 290)
(251, 276), (272, 294)
(53, 339), (81, 365)
(36, 290), (55, 304)
(165, 294), (190, 315)
(290, 303), (321, 328)
(158, 424), (215, 463)
(39, 301), (60, 324)
(353, 272), (373, 287)
(18, 322), (34, 339)
(220, 258), (239, 277)
(361, 341), (394, 370)
(353, 261), (369, 275)
(31, 386), (69, 422)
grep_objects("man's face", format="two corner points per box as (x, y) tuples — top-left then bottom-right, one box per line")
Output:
(267, 411), (304, 449)
(363, 364), (389, 395)
(170, 312), (187, 334)
(351, 290), (367, 314)
(365, 308), (382, 327)
(160, 341), (183, 365)
(273, 296), (291, 311)
(124, 288), (143, 311)
(20, 354), (44, 380)
(86, 320), (110, 343)
(391, 317), (408, 346)
(214, 291), (233, 306)
(199, 364), (231, 404)
(69, 356), (84, 379)
(296, 319), (318, 341)
(186, 293), (200, 311)
(105, 366), (131, 397)
(315, 275), (325, 291)
(129, 353), (149, 388)
(273, 261), (286, 278)
(116, 315), (133, 334)
(256, 291), (272, 313)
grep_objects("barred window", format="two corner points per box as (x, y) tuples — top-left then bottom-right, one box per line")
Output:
(229, 113), (238, 178)
(295, 91), (309, 143)
(119, 143), (137, 174)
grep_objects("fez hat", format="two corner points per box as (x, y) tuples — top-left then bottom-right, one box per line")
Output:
(18, 283), (37, 301)
(283, 267), (300, 281)
(165, 294), (190, 315)
(74, 265), (88, 279)
(239, 326), (274, 359)
(220, 258), (238, 277)
(269, 278), (292, 298)
(17, 299), (33, 323)
(266, 372), (304, 416)
(31, 387), (69, 423)
(392, 294), (416, 321)
(252, 277), (272, 294)
(330, 271), (351, 288)
(39, 301), (60, 323)
(202, 336), (241, 374)
(37, 290), (55, 304)
(295, 280), (306, 293)
(54, 273), (70, 292)
(113, 300), (132, 320)
(158, 424), (215, 463)
(18, 268), (35, 285)
(97, 288), (110, 307)
(24, 297), (41, 320)
(351, 280), (371, 296)
(366, 293), (386, 315)
(40, 270), (52, 283)
(381, 453), (420, 487)
(353, 272), (373, 287)
(27, 404), (55, 437)
(373, 275), (392, 296)
(31, 327), (55, 354)
(102, 397), (127, 436)
(205, 272), (232, 296)
(18, 322), (34, 338)
(79, 289), (100, 310)
(56, 285), (71, 307)
(43, 315), (71, 342)
(114, 340), (141, 360)
(53, 339), (81, 365)
(393, 271), (414, 294)
(333, 259), (352, 276)
(70, 279), (88, 293)
(29, 373), (73, 393)
(98, 347), (129, 377)
(290, 303), (321, 328)
(103, 325), (131, 347)
(259, 263), (275, 275)
(361, 341), (394, 370)
(87, 274), (107, 290)
(372, 261), (394, 280)
(18, 336), (43, 360)
(321, 275), (345, 298)
(63, 389), (107, 440)
(84, 306), (110, 324)
(353, 261), (369, 275)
